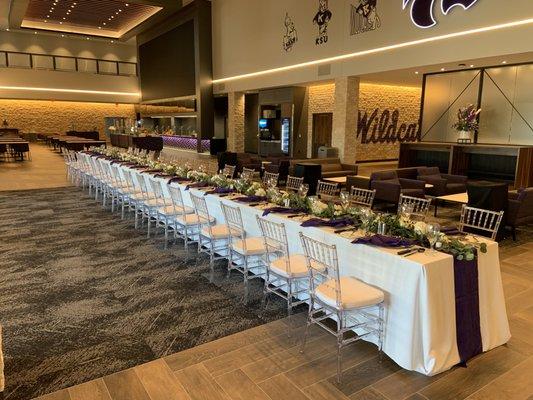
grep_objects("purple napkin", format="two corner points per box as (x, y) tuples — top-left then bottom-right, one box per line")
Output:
(441, 226), (466, 236)
(352, 234), (414, 247)
(234, 196), (268, 203)
(301, 217), (353, 228)
(185, 182), (209, 190)
(262, 207), (306, 217)
(168, 177), (190, 184)
(205, 187), (235, 195)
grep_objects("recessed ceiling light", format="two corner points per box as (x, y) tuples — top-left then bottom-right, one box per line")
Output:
(86, 37), (90, 40)
(103, 22), (106, 25)
(5, 28), (9, 31)
(119, 9), (122, 12)
(62, 17), (66, 20)
(415, 71), (419, 74)
(470, 64), (474, 68)
(111, 40), (115, 43)
(98, 27), (101, 29)
(59, 21), (63, 24)
(61, 34), (65, 37)
(441, 68), (446, 71)
(125, 3), (129, 6)
(502, 60), (507, 64)
(44, 20), (47, 22)
(34, 31), (37, 34)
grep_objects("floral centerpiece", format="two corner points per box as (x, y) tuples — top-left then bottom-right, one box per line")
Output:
(245, 182), (267, 197)
(452, 104), (481, 143)
(187, 169), (210, 183)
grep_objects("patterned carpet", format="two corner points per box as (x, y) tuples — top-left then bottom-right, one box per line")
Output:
(0, 187), (289, 400)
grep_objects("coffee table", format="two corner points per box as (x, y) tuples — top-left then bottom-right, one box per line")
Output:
(434, 192), (468, 216)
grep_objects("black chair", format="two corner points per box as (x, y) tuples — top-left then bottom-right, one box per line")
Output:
(467, 181), (508, 240)
(10, 143), (30, 161)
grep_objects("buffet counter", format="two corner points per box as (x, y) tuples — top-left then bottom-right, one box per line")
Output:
(109, 134), (163, 152)
(162, 135), (210, 153)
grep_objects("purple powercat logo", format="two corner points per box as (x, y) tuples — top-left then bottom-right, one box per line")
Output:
(403, 0), (479, 28)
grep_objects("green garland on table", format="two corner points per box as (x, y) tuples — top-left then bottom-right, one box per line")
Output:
(87, 147), (487, 260)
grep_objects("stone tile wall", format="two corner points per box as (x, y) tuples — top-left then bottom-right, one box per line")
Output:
(0, 99), (136, 139)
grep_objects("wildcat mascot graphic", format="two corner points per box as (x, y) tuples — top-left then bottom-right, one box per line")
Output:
(351, 0), (381, 35)
(313, 0), (332, 45)
(402, 0), (479, 28)
(283, 13), (298, 52)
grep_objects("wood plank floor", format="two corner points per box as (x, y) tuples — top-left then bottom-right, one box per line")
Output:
(3, 145), (530, 400)
(33, 237), (533, 400)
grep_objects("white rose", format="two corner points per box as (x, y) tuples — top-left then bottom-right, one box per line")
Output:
(414, 221), (428, 236)
(255, 188), (266, 197)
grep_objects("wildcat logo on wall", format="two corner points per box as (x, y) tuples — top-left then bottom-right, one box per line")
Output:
(357, 108), (420, 143)
(313, 0), (332, 45)
(403, 0), (480, 29)
(283, 13), (298, 52)
(350, 0), (381, 35)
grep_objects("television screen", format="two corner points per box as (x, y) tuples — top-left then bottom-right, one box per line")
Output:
(139, 20), (196, 102)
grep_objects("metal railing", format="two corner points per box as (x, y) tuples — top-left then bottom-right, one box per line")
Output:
(0, 50), (137, 77)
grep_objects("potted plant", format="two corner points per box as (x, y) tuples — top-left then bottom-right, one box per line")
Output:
(452, 104), (481, 143)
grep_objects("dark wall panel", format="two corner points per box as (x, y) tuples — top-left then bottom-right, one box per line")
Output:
(139, 20), (195, 102)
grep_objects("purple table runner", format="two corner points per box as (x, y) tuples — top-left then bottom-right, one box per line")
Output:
(352, 234), (414, 247)
(454, 258), (482, 365)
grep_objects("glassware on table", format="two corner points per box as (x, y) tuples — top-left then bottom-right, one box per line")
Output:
(340, 191), (351, 210)
(426, 223), (441, 254)
(298, 183), (309, 198)
(359, 207), (372, 234)
(400, 203), (413, 220)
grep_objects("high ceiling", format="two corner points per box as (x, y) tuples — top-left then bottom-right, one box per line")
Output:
(22, 0), (161, 38)
(5, 0), (186, 40)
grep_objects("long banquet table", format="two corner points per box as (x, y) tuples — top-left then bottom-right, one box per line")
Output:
(102, 158), (511, 376)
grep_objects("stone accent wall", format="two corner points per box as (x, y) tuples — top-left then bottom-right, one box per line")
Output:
(0, 99), (136, 139)
(332, 77), (359, 164)
(308, 83), (422, 161)
(226, 92), (245, 152)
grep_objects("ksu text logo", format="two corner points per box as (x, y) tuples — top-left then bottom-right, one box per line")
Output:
(403, 0), (479, 29)
(313, 0), (333, 45)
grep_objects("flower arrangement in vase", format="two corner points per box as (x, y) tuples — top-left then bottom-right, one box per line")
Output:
(452, 104), (481, 143)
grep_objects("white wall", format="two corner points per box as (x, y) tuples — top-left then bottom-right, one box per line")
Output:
(0, 30), (137, 61)
(212, 0), (533, 92)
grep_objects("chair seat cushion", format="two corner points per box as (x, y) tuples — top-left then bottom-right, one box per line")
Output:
(201, 224), (232, 239)
(157, 205), (194, 216)
(270, 254), (326, 278)
(270, 254), (308, 278)
(231, 237), (266, 255)
(315, 276), (384, 309)
(176, 214), (214, 226)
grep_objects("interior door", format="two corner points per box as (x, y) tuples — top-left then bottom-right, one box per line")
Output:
(312, 113), (333, 157)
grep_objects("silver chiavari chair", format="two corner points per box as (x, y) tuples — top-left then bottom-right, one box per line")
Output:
(222, 164), (237, 178)
(121, 169), (146, 223)
(262, 171), (279, 187)
(133, 172), (164, 235)
(299, 232), (385, 383)
(397, 194), (431, 221)
(152, 179), (194, 248)
(285, 175), (304, 192)
(190, 192), (232, 275)
(459, 205), (504, 240)
(168, 185), (212, 249)
(317, 180), (339, 198)
(241, 167), (256, 180)
(256, 216), (310, 336)
(221, 202), (267, 303)
(350, 187), (376, 209)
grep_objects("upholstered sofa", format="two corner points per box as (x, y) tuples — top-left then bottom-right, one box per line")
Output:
(289, 158), (358, 179)
(217, 152), (262, 174)
(507, 188), (533, 240)
(416, 167), (467, 197)
(370, 169), (425, 204)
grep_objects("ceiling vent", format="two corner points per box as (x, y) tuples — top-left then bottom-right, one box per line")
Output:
(318, 64), (332, 76)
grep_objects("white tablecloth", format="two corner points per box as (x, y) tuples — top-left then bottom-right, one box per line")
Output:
(114, 163), (511, 376)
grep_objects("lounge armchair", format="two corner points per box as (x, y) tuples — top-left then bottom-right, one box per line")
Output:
(370, 170), (425, 204)
(507, 188), (533, 241)
(417, 167), (467, 197)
